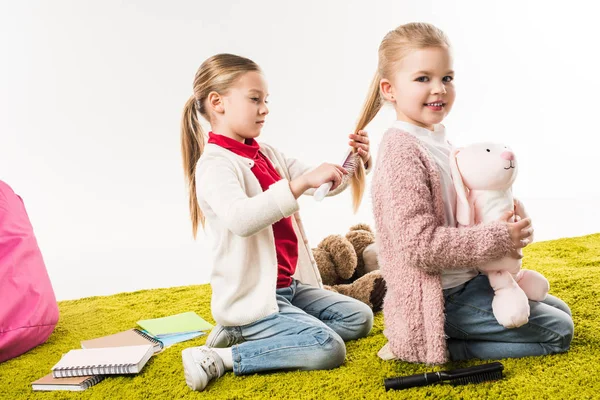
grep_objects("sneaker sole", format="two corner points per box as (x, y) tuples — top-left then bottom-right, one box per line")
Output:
(182, 348), (209, 391)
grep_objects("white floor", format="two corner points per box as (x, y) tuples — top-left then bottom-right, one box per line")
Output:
(47, 196), (600, 301)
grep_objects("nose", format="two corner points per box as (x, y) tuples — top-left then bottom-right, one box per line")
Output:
(432, 82), (447, 95)
(500, 151), (514, 161)
(260, 104), (269, 116)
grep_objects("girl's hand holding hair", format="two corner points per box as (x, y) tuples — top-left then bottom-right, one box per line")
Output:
(348, 129), (371, 166)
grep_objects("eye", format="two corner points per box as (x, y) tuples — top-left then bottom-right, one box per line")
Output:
(416, 76), (429, 82)
(250, 97), (260, 102)
(486, 149), (491, 152)
(443, 76), (454, 83)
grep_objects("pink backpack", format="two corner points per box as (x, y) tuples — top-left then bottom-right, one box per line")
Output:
(0, 180), (59, 363)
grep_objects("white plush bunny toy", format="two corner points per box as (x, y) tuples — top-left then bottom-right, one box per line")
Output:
(449, 143), (550, 328)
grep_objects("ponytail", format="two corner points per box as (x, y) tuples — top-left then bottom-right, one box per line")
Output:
(349, 23), (450, 211)
(181, 95), (206, 238)
(350, 70), (384, 212)
(181, 54), (261, 237)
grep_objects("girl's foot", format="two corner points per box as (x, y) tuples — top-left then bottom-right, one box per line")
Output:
(182, 346), (225, 391)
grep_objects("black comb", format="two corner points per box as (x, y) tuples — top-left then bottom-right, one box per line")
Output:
(384, 362), (504, 391)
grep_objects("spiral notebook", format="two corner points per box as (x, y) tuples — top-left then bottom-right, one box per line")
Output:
(32, 373), (105, 391)
(51, 344), (154, 378)
(81, 329), (163, 353)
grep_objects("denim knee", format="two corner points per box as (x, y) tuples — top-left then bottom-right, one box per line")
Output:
(548, 313), (574, 352)
(556, 301), (572, 317)
(311, 330), (346, 370)
(348, 302), (374, 341)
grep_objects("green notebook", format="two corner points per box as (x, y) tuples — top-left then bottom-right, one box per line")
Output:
(137, 312), (213, 336)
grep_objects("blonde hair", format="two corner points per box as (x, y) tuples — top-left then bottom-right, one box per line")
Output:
(353, 23), (450, 207)
(181, 54), (261, 238)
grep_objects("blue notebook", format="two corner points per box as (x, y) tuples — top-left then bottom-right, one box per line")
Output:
(140, 330), (205, 348)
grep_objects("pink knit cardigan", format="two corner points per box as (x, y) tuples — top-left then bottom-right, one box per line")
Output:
(371, 128), (515, 364)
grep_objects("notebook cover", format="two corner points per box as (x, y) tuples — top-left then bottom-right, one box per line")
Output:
(81, 329), (163, 352)
(137, 311), (213, 336)
(31, 373), (104, 391)
(154, 330), (205, 348)
(51, 344), (153, 377)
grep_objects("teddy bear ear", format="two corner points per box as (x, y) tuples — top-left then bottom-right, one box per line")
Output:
(449, 148), (473, 226)
(348, 223), (372, 233)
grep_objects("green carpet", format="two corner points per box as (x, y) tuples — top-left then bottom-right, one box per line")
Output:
(2, 234), (600, 399)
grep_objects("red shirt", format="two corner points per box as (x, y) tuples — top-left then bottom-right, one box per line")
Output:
(208, 132), (298, 288)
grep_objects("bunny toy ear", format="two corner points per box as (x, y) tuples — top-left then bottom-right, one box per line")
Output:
(449, 148), (473, 226)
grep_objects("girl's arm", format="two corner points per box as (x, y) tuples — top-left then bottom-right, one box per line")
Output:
(372, 135), (514, 274)
(197, 159), (299, 237)
(283, 152), (372, 197)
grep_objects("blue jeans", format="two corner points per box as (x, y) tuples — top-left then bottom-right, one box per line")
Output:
(444, 274), (574, 361)
(207, 279), (374, 375)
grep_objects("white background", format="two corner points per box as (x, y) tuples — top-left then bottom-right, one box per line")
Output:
(1, 0), (599, 300)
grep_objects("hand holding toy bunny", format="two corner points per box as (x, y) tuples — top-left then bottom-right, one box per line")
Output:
(449, 143), (550, 328)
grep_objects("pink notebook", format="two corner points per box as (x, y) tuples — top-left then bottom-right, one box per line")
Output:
(81, 329), (163, 353)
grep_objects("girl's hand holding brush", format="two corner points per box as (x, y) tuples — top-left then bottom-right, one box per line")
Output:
(290, 163), (348, 199)
(311, 130), (372, 201)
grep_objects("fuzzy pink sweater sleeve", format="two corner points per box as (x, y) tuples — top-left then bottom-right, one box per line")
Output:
(372, 131), (514, 274)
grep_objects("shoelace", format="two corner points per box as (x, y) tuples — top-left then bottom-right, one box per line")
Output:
(198, 349), (220, 378)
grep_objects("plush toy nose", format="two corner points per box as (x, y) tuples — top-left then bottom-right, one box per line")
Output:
(500, 151), (514, 161)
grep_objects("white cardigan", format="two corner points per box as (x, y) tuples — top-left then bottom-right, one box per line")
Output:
(196, 142), (369, 326)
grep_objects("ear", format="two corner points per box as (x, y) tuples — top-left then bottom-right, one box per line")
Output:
(207, 91), (224, 114)
(449, 148), (472, 226)
(380, 78), (395, 102)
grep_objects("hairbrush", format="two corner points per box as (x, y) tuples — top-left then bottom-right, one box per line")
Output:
(313, 148), (361, 201)
(384, 362), (504, 391)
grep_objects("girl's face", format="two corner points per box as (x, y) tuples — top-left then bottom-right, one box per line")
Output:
(381, 46), (455, 130)
(213, 71), (270, 142)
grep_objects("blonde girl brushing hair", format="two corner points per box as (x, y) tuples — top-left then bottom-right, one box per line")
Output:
(180, 54), (374, 391)
(362, 23), (573, 364)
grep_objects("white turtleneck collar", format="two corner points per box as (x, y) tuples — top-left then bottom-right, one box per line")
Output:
(392, 120), (448, 144)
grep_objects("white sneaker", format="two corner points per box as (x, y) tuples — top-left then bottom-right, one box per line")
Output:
(206, 325), (229, 348)
(182, 346), (225, 391)
(206, 324), (244, 348)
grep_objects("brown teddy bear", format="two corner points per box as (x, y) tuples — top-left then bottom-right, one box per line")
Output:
(312, 224), (386, 311)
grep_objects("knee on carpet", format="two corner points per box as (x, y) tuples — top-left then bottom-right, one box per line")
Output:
(345, 301), (374, 341)
(310, 330), (346, 370)
(548, 314), (575, 353)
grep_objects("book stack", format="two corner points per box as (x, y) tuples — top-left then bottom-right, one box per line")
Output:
(31, 312), (213, 392)
(32, 344), (154, 392)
